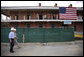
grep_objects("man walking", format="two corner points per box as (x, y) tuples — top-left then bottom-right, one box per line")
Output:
(9, 27), (15, 53)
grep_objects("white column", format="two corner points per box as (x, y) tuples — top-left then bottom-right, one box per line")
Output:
(10, 16), (11, 20)
(43, 15), (44, 20)
(29, 16), (31, 20)
(23, 34), (25, 43)
(15, 16), (16, 20)
(56, 14), (58, 20)
(51, 16), (53, 19)
(24, 15), (25, 20)
(38, 15), (39, 20)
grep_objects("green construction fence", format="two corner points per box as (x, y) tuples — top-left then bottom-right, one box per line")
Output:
(1, 27), (74, 43)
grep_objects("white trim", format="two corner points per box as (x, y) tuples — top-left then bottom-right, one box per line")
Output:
(1, 19), (83, 22)
(1, 7), (83, 10)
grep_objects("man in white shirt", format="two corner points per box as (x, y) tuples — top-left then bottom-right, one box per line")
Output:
(9, 27), (15, 53)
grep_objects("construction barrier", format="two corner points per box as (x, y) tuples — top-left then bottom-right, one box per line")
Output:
(1, 27), (74, 43)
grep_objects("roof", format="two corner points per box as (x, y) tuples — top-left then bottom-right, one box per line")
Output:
(1, 6), (83, 10)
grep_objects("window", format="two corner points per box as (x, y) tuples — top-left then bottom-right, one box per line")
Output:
(56, 14), (59, 19)
(51, 13), (53, 19)
(51, 23), (55, 28)
(15, 23), (18, 28)
(39, 23), (43, 28)
(27, 13), (30, 20)
(39, 13), (43, 20)
(53, 14), (55, 19)
(61, 23), (68, 28)
(74, 25), (76, 31)
(27, 24), (30, 28)
(15, 13), (18, 20)
(51, 13), (56, 19)
(47, 13), (51, 19)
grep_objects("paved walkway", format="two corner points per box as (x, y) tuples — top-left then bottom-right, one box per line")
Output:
(1, 40), (83, 56)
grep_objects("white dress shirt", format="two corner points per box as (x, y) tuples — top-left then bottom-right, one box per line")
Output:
(9, 31), (15, 39)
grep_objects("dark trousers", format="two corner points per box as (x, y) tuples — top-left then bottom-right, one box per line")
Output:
(10, 39), (14, 52)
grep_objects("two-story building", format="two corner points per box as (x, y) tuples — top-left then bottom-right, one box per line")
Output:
(1, 3), (83, 37)
(1, 3), (83, 32)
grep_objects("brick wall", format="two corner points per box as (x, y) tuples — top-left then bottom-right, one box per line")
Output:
(9, 11), (83, 32)
(10, 11), (15, 20)
(75, 22), (83, 32)
(10, 11), (59, 20)
(10, 22), (16, 27)
(18, 22), (27, 28)
(31, 12), (38, 19)
(10, 11), (28, 20)
(18, 11), (27, 20)
(9, 22), (83, 32)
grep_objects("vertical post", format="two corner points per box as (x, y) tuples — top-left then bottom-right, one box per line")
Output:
(29, 16), (31, 20)
(15, 16), (16, 20)
(23, 34), (25, 43)
(24, 15), (25, 20)
(42, 28), (47, 46)
(56, 14), (58, 20)
(43, 15), (44, 20)
(10, 16), (11, 20)
(38, 15), (39, 20)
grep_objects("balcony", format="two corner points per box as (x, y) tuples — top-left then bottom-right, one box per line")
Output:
(1, 18), (83, 22)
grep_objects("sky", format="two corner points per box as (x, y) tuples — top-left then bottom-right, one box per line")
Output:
(1, 1), (83, 7)
(1, 1), (83, 20)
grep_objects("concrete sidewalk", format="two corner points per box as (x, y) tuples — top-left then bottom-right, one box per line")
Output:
(1, 40), (83, 56)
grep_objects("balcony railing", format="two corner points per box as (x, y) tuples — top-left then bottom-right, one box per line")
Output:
(1, 18), (83, 22)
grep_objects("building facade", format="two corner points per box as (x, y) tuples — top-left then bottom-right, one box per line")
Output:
(1, 3), (83, 33)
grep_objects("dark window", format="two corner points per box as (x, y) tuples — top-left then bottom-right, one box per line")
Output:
(50, 13), (53, 19)
(61, 23), (68, 28)
(58, 14), (59, 19)
(51, 23), (55, 28)
(16, 15), (18, 20)
(39, 23), (43, 28)
(74, 25), (76, 31)
(39, 13), (42, 20)
(53, 14), (55, 19)
(27, 24), (30, 28)
(27, 13), (30, 20)
(15, 23), (18, 28)
(15, 13), (18, 20)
